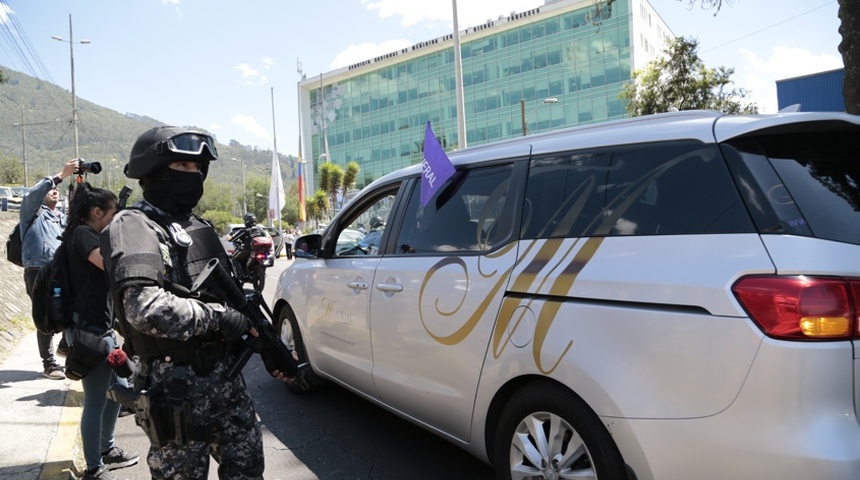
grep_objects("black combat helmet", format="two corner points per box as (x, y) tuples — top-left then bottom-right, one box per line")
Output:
(243, 213), (257, 227)
(125, 126), (218, 179)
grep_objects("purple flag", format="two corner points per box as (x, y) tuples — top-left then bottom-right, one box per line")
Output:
(421, 121), (456, 207)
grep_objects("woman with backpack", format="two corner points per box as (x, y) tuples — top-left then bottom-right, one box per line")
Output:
(62, 182), (139, 480)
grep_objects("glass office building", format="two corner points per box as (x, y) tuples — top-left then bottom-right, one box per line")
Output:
(298, 0), (672, 192)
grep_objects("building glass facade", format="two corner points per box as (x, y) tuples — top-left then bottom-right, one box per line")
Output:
(301, 0), (667, 191)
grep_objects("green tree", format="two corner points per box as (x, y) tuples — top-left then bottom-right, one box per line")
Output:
(201, 210), (240, 234)
(246, 175), (270, 222)
(319, 162), (343, 216)
(281, 181), (300, 226)
(620, 37), (758, 116)
(196, 177), (235, 215)
(308, 189), (329, 229)
(343, 161), (360, 201)
(0, 153), (25, 184)
(679, 0), (859, 114)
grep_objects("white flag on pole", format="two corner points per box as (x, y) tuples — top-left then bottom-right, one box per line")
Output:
(268, 150), (285, 222)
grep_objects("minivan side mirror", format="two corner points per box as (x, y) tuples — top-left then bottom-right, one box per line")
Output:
(294, 234), (322, 259)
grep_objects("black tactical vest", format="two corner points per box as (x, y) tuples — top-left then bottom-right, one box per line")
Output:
(119, 206), (234, 362)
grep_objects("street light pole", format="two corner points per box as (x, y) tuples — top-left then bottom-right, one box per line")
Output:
(521, 97), (559, 136)
(232, 157), (247, 213)
(52, 14), (90, 159)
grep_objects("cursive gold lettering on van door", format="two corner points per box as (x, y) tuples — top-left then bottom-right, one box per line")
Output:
(315, 297), (354, 324)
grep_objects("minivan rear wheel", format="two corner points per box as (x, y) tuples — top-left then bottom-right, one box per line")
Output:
(494, 383), (627, 480)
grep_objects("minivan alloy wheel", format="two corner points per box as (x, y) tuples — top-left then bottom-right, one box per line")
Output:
(494, 383), (627, 480)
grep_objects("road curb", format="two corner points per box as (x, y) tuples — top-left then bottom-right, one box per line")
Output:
(40, 379), (84, 479)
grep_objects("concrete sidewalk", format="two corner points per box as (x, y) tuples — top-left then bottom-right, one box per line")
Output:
(0, 330), (83, 480)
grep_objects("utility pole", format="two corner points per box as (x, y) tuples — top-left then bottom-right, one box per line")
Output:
(52, 14), (90, 159)
(12, 111), (62, 187)
(17, 107), (27, 186)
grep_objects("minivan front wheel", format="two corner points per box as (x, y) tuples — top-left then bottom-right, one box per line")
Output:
(275, 306), (322, 393)
(494, 383), (627, 480)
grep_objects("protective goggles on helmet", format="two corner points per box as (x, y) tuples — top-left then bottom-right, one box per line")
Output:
(155, 132), (218, 159)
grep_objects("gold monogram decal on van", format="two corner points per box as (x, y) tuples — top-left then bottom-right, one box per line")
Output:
(416, 235), (604, 375)
(418, 243), (517, 345)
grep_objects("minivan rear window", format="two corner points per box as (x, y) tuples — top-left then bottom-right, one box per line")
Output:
(522, 141), (753, 239)
(725, 132), (860, 245)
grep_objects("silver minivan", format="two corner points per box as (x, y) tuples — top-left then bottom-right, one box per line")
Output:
(274, 110), (860, 479)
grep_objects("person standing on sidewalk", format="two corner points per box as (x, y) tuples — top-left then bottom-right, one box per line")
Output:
(63, 182), (139, 480)
(19, 159), (77, 380)
(284, 229), (294, 260)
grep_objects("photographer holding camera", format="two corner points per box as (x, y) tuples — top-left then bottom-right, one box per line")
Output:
(19, 159), (80, 379)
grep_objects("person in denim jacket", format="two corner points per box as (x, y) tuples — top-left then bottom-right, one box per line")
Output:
(20, 158), (78, 379)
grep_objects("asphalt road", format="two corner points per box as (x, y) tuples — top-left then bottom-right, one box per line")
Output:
(113, 256), (496, 480)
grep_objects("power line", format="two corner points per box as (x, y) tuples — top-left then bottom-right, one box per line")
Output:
(701, 1), (837, 53)
(0, 0), (76, 117)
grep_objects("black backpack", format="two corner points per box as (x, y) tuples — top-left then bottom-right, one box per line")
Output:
(30, 240), (88, 335)
(5, 223), (24, 267)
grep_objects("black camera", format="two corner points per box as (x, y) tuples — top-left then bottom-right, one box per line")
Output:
(76, 159), (102, 174)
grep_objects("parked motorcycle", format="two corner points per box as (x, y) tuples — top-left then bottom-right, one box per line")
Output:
(230, 214), (275, 291)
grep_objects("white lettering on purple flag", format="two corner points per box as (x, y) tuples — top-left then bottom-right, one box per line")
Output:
(421, 121), (455, 207)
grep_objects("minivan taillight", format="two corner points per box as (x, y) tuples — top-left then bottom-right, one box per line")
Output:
(732, 276), (860, 341)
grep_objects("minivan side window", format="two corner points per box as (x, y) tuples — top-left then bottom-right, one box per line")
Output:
(395, 164), (515, 254)
(521, 141), (753, 239)
(333, 189), (398, 257)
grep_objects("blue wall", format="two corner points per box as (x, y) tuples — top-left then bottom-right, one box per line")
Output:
(776, 68), (845, 112)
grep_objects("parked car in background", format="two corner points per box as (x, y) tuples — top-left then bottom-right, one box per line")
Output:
(264, 226), (285, 258)
(0, 186), (14, 211)
(275, 110), (860, 480)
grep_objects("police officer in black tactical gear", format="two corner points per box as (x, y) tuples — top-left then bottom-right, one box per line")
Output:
(100, 126), (289, 480)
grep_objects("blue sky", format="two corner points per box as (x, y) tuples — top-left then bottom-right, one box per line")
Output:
(0, 0), (843, 155)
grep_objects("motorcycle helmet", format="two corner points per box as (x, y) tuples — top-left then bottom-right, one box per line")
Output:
(243, 213), (257, 228)
(126, 126), (218, 180)
(369, 215), (385, 230)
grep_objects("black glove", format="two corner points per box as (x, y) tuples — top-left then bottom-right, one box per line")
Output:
(260, 348), (280, 375)
(218, 307), (250, 341)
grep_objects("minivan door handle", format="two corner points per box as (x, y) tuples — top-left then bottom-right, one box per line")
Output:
(376, 283), (403, 293)
(347, 281), (369, 290)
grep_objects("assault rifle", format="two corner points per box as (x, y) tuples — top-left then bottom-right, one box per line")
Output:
(191, 258), (309, 390)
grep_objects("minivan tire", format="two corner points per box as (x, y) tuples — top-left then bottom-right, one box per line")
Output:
(276, 305), (324, 393)
(493, 382), (628, 480)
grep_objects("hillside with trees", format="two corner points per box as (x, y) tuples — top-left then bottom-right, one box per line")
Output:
(0, 67), (304, 231)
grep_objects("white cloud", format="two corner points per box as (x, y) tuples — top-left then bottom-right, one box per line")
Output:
(234, 62), (271, 85)
(362, 0), (544, 28)
(231, 114), (272, 143)
(234, 64), (260, 78)
(738, 46), (843, 113)
(262, 56), (274, 70)
(330, 39), (413, 69)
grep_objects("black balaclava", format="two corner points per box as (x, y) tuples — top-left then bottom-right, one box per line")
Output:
(141, 166), (205, 216)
